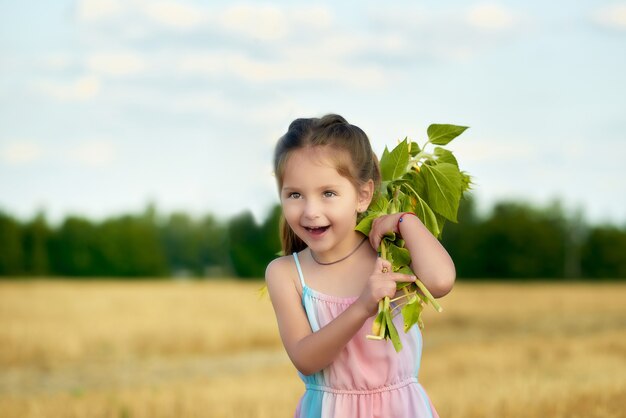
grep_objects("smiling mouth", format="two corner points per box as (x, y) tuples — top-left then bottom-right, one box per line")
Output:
(304, 225), (330, 234)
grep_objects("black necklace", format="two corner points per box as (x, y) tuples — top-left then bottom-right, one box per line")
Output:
(310, 236), (368, 266)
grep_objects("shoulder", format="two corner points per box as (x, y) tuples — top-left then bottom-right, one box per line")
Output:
(265, 255), (294, 281)
(265, 255), (299, 293)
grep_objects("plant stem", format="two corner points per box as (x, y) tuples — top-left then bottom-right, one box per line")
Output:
(414, 279), (442, 312)
(390, 292), (413, 303)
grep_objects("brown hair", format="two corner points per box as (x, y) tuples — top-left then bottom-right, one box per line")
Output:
(273, 114), (381, 255)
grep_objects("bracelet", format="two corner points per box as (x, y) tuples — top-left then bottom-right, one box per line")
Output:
(396, 212), (416, 235)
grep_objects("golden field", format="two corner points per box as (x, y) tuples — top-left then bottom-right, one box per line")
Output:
(0, 279), (624, 418)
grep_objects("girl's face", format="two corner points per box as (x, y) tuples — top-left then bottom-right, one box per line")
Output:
(280, 146), (373, 258)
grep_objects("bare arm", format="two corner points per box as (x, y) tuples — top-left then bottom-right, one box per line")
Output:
(369, 213), (456, 298)
(265, 256), (415, 376)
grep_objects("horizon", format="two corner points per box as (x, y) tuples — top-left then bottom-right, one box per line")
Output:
(1, 1), (625, 226)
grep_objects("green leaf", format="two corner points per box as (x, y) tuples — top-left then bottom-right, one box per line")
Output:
(427, 124), (468, 146)
(435, 212), (447, 237)
(434, 147), (459, 167)
(395, 265), (414, 275)
(355, 213), (378, 236)
(401, 171), (426, 199)
(401, 297), (424, 332)
(388, 243), (411, 269)
(460, 171), (473, 192)
(399, 183), (440, 237)
(384, 309), (403, 352)
(369, 192), (389, 213)
(380, 140), (410, 182)
(420, 163), (462, 222)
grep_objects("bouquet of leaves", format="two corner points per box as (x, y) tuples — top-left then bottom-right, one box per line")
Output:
(356, 124), (472, 352)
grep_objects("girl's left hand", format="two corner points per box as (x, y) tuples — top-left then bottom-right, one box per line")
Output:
(368, 213), (404, 252)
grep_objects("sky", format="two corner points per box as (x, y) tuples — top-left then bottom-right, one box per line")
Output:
(1, 0), (625, 226)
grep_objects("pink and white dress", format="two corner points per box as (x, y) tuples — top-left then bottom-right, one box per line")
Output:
(293, 252), (440, 418)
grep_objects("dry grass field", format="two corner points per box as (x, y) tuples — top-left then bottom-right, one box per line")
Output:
(0, 279), (624, 417)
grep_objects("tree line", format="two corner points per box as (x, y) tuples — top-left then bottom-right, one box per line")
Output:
(0, 197), (624, 279)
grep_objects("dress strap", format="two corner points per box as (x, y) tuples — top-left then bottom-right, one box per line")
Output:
(292, 252), (306, 289)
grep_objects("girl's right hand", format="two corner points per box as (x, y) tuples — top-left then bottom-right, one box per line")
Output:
(356, 257), (416, 317)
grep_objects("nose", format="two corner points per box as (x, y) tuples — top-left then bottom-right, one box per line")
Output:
(303, 198), (321, 219)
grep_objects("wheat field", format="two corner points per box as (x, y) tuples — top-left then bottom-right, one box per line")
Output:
(0, 279), (624, 417)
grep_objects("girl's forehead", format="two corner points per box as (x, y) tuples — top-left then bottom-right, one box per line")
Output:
(282, 147), (349, 186)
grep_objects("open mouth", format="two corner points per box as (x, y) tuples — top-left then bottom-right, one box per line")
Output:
(304, 225), (330, 235)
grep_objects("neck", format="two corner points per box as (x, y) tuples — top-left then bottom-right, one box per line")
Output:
(309, 233), (367, 265)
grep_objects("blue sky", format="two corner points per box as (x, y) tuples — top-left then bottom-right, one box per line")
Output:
(1, 1), (625, 225)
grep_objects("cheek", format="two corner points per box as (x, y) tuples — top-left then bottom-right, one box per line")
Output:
(281, 201), (301, 224)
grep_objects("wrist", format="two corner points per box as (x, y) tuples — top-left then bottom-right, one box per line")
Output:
(396, 212), (416, 235)
(351, 298), (375, 321)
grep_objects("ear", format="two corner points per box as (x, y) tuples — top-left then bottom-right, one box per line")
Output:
(356, 179), (375, 213)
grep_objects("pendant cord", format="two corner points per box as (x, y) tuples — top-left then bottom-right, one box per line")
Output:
(310, 236), (368, 266)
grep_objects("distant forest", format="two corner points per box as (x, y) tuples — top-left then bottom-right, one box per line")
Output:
(1, 196), (625, 280)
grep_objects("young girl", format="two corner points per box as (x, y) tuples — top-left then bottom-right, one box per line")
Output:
(265, 114), (455, 418)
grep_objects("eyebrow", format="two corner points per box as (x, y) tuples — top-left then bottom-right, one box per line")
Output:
(281, 184), (342, 191)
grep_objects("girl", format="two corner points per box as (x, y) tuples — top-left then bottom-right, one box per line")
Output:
(265, 114), (455, 418)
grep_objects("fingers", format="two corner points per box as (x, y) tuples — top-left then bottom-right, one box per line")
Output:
(369, 231), (380, 253)
(390, 273), (416, 283)
(369, 218), (382, 251)
(375, 257), (392, 272)
(375, 258), (415, 282)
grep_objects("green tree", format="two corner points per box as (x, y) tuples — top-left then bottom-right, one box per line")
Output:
(227, 206), (281, 278)
(0, 211), (23, 275)
(472, 202), (567, 279)
(197, 214), (229, 276)
(97, 214), (168, 277)
(581, 225), (626, 278)
(49, 216), (98, 276)
(22, 212), (51, 276)
(440, 195), (483, 278)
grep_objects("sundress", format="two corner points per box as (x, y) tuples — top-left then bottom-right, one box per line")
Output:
(293, 252), (440, 418)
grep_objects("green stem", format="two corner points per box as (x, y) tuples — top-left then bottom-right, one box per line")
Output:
(414, 279), (443, 312)
(390, 292), (413, 303)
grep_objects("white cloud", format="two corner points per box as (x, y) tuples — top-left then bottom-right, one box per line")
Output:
(292, 6), (334, 30)
(86, 51), (145, 76)
(144, 1), (206, 29)
(35, 75), (101, 101)
(593, 4), (626, 30)
(219, 4), (288, 40)
(177, 49), (387, 88)
(448, 138), (534, 163)
(467, 3), (516, 30)
(0, 141), (44, 165)
(44, 54), (73, 71)
(77, 0), (124, 21)
(67, 140), (117, 167)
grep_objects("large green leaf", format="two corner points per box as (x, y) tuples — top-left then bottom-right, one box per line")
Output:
(414, 194), (441, 237)
(380, 141), (410, 182)
(421, 163), (462, 222)
(427, 124), (468, 145)
(399, 183), (440, 237)
(434, 147), (458, 167)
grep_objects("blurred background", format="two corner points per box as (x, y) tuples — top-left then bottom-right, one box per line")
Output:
(1, 1), (625, 417)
